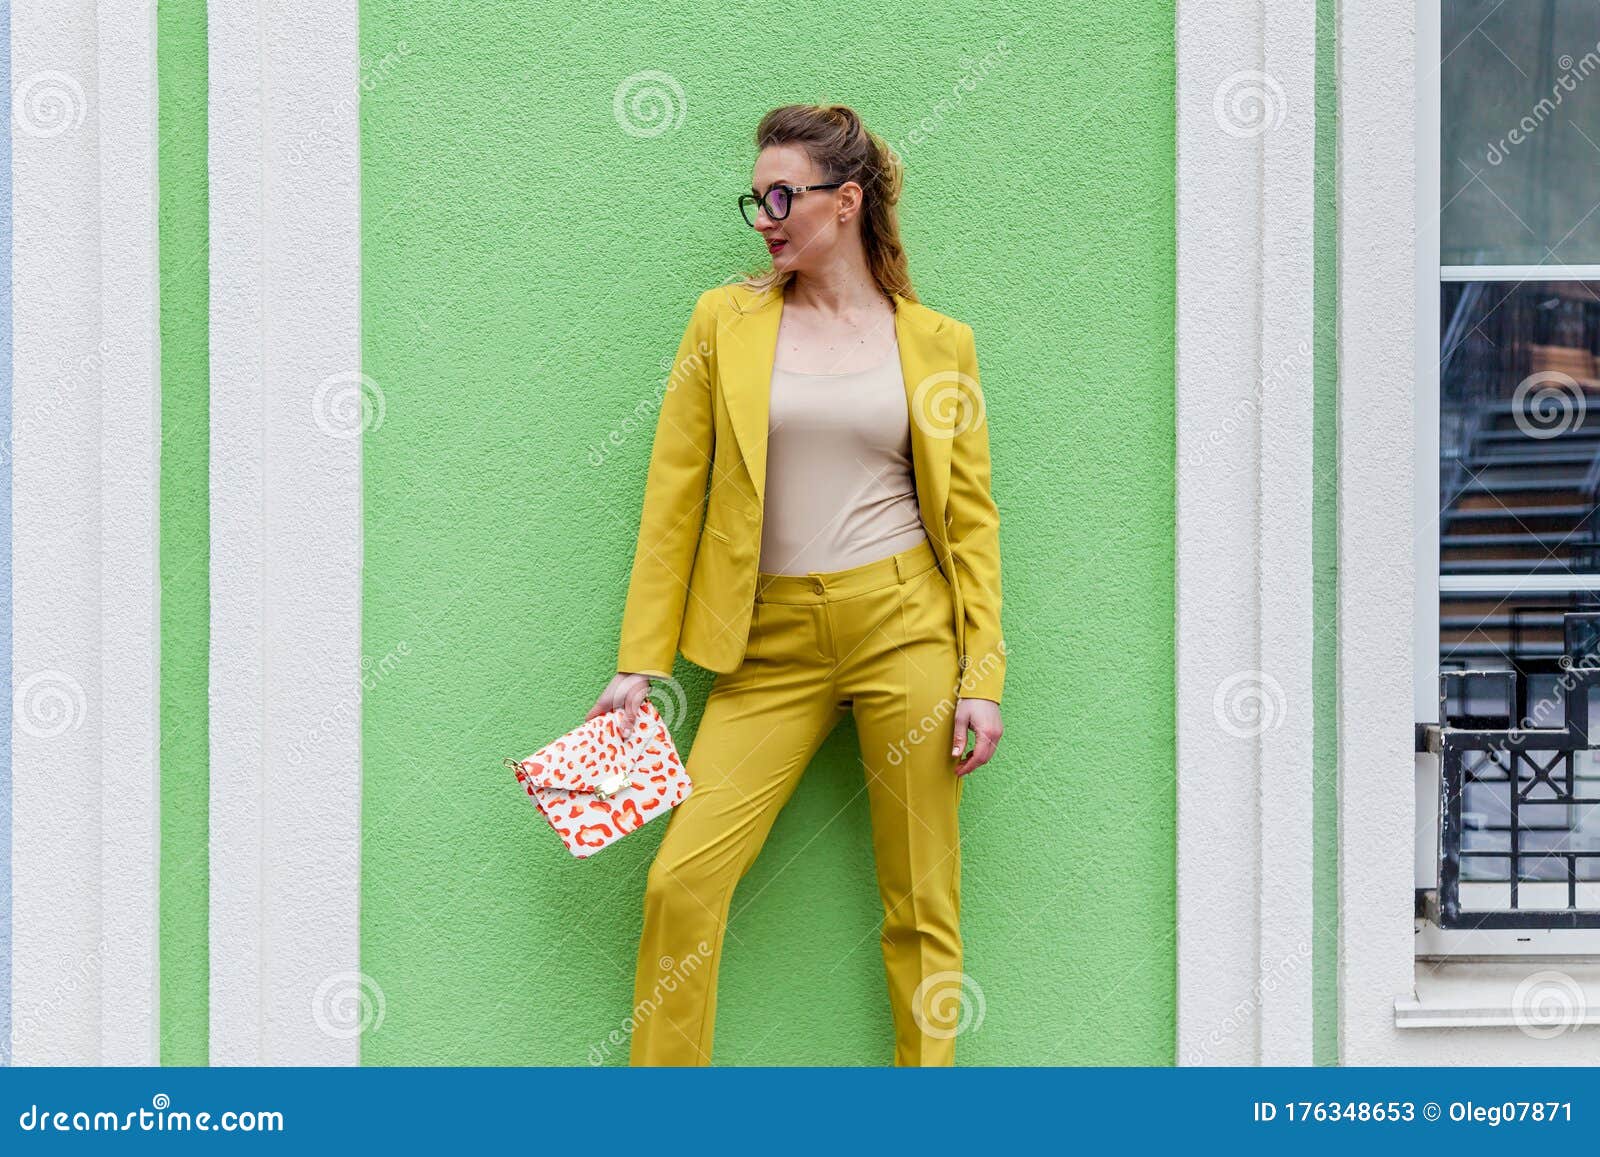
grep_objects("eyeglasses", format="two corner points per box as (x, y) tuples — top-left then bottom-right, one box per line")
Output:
(738, 181), (845, 227)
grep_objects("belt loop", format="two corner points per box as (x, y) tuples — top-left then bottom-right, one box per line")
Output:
(893, 550), (909, 584)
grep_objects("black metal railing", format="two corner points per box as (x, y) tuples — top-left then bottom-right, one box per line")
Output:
(1435, 611), (1600, 929)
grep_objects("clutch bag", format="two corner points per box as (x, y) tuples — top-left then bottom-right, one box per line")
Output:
(505, 699), (691, 858)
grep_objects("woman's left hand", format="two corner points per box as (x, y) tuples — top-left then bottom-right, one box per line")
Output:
(951, 697), (1002, 777)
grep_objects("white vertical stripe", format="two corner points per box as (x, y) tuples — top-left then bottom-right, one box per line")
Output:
(1412, 0), (1443, 905)
(208, 0), (362, 1064)
(10, 0), (100, 1067)
(208, 0), (266, 1062)
(1175, 1), (1317, 1063)
(1336, 0), (1419, 1063)
(1175, 0), (1260, 1065)
(96, 0), (160, 1067)
(1254, 0), (1317, 1064)
(11, 1), (159, 1064)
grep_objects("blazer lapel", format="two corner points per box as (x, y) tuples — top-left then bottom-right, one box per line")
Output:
(719, 287), (781, 503)
(717, 284), (955, 516)
(893, 294), (955, 524)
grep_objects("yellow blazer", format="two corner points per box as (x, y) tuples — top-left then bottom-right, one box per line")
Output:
(617, 281), (1007, 703)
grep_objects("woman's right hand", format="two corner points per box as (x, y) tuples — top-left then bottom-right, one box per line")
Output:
(587, 671), (654, 723)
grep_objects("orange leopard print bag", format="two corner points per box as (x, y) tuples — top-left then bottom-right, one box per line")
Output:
(505, 700), (691, 858)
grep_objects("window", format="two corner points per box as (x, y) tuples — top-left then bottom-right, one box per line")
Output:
(1421, 0), (1600, 946)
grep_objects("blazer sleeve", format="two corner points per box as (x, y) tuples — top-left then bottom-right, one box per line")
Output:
(948, 321), (1007, 703)
(616, 290), (719, 678)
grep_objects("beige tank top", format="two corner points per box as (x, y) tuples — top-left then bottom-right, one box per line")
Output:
(757, 349), (929, 576)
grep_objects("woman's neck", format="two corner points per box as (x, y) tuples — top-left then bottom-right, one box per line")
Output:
(786, 258), (888, 318)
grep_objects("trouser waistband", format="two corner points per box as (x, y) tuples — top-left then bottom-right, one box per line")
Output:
(755, 538), (939, 604)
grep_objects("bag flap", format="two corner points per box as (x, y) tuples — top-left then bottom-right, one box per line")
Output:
(507, 709), (640, 795)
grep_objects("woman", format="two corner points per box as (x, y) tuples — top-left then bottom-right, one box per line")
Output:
(589, 103), (1006, 1066)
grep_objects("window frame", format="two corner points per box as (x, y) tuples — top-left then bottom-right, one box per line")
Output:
(1415, 0), (1600, 955)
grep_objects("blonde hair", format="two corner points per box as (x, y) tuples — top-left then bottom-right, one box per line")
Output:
(738, 103), (917, 303)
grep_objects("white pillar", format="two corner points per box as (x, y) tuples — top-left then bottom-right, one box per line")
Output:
(1175, 0), (1318, 1065)
(1334, 0), (1418, 1066)
(10, 0), (160, 1065)
(208, 0), (363, 1064)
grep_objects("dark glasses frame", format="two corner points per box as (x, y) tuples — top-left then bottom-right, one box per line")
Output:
(739, 181), (845, 227)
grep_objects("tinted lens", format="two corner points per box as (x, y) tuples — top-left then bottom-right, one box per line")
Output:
(739, 194), (758, 226)
(763, 185), (791, 219)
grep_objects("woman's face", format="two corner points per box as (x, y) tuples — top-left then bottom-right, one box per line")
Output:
(749, 144), (856, 273)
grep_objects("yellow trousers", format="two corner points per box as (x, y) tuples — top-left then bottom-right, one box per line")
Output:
(629, 537), (968, 1066)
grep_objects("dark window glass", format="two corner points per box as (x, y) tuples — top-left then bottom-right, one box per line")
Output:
(1441, 0), (1600, 265)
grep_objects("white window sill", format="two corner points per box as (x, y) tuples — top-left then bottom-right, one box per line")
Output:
(1395, 961), (1600, 1029)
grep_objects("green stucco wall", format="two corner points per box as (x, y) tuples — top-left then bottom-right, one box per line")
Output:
(360, 1), (1177, 1064)
(157, 0), (209, 1066)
